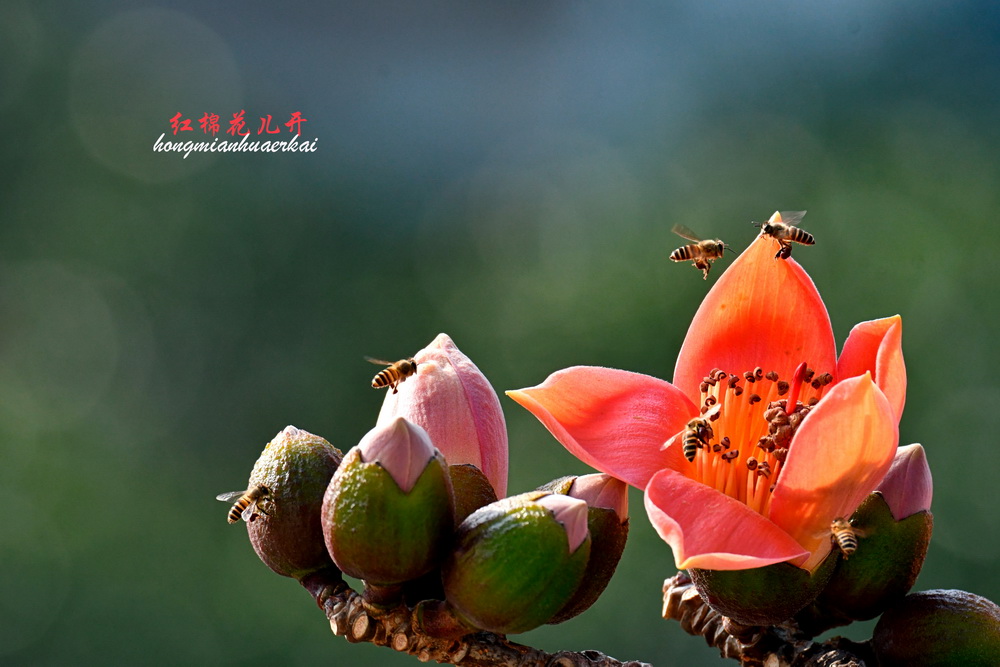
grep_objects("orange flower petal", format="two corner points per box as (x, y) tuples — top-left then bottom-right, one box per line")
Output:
(645, 469), (809, 570)
(507, 366), (697, 489)
(837, 315), (906, 421)
(673, 236), (837, 402)
(768, 374), (899, 571)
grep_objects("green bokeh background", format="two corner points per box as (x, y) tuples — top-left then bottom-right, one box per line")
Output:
(3, 3), (999, 665)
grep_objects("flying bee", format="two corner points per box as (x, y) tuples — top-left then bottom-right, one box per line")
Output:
(669, 224), (731, 280)
(217, 484), (272, 524)
(366, 356), (418, 393)
(751, 210), (814, 259)
(682, 416), (715, 462)
(830, 517), (859, 558)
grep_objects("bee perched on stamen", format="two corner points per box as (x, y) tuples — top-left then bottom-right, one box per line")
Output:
(366, 356), (418, 393)
(751, 210), (815, 259)
(681, 405), (720, 462)
(669, 224), (731, 279)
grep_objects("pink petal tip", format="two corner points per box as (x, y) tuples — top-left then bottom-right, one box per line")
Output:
(878, 443), (932, 520)
(537, 494), (590, 553)
(569, 473), (629, 521)
(358, 417), (436, 494)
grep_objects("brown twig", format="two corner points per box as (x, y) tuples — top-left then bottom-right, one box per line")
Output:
(662, 572), (876, 667)
(299, 569), (652, 667)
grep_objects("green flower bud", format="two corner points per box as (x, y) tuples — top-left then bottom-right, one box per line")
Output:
(400, 466), (500, 607)
(796, 492), (933, 634)
(443, 492), (591, 634)
(538, 474), (629, 624)
(322, 418), (454, 586)
(873, 589), (1000, 667)
(240, 426), (343, 580)
(689, 552), (838, 626)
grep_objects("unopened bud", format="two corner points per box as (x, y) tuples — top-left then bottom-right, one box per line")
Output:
(878, 443), (932, 521)
(377, 333), (508, 498)
(538, 474), (630, 623)
(442, 492), (591, 634)
(241, 426), (343, 580)
(402, 464), (500, 607)
(322, 418), (454, 586)
(873, 589), (1000, 666)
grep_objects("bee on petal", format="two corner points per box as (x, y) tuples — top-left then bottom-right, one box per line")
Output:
(217, 484), (272, 524)
(366, 356), (419, 393)
(752, 210), (814, 259)
(669, 224), (730, 279)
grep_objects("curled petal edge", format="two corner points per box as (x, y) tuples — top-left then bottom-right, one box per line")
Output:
(836, 315), (906, 422)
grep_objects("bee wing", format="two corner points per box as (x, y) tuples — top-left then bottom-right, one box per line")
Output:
(778, 210), (807, 226)
(240, 502), (259, 522)
(364, 356), (394, 366)
(671, 224), (703, 243)
(216, 490), (246, 503)
(702, 404), (722, 420)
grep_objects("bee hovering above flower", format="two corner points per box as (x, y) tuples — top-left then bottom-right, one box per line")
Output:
(669, 224), (731, 280)
(366, 356), (419, 393)
(752, 210), (815, 260)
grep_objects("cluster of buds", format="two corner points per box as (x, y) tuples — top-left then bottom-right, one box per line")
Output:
(227, 334), (629, 637)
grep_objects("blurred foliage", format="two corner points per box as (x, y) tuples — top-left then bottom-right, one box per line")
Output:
(2, 2), (999, 665)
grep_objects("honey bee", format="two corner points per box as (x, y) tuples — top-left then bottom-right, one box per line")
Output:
(752, 210), (814, 259)
(669, 224), (730, 279)
(217, 484), (272, 524)
(682, 416), (715, 462)
(366, 356), (418, 393)
(830, 517), (858, 558)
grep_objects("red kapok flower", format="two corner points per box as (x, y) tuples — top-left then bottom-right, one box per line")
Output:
(508, 214), (904, 573)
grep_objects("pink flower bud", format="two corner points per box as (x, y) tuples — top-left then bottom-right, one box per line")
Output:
(536, 494), (589, 553)
(377, 333), (508, 498)
(877, 444), (933, 521)
(568, 473), (629, 522)
(358, 417), (435, 494)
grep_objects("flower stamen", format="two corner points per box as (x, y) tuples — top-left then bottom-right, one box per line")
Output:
(686, 363), (835, 516)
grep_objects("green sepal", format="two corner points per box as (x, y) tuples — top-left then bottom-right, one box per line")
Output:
(797, 492), (933, 635)
(322, 447), (454, 586)
(449, 463), (499, 526)
(689, 551), (838, 626)
(245, 427), (343, 580)
(548, 507), (628, 624)
(535, 475), (576, 494)
(443, 493), (591, 634)
(534, 476), (629, 624)
(873, 589), (1000, 667)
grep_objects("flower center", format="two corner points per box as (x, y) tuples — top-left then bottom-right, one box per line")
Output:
(686, 362), (834, 516)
